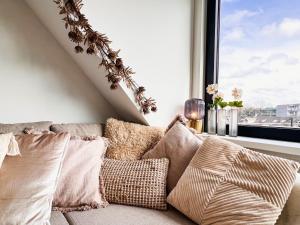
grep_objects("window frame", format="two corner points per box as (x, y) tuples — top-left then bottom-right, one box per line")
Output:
(204, 0), (300, 142)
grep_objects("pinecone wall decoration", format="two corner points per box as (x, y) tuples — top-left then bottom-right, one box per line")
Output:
(54, 0), (157, 114)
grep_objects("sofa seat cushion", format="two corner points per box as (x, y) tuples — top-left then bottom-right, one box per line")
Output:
(50, 211), (69, 225)
(64, 204), (196, 225)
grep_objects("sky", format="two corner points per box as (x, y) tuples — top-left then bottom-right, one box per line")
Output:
(219, 0), (300, 108)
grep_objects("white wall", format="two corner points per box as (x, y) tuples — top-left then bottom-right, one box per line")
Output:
(26, 0), (149, 125)
(82, 0), (194, 126)
(25, 0), (194, 126)
(0, 0), (117, 123)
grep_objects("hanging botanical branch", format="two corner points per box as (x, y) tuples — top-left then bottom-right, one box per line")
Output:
(53, 0), (157, 114)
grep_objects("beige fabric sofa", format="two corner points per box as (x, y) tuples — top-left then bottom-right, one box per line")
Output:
(51, 205), (195, 225)
(50, 173), (300, 225)
(1, 122), (299, 225)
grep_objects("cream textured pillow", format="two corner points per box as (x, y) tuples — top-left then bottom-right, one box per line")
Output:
(104, 118), (164, 160)
(0, 132), (21, 168)
(0, 133), (12, 168)
(143, 121), (203, 192)
(102, 158), (169, 210)
(52, 136), (108, 212)
(167, 136), (300, 225)
(0, 133), (70, 225)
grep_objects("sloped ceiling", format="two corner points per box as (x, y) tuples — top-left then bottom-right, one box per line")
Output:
(25, 0), (148, 125)
(25, 0), (193, 126)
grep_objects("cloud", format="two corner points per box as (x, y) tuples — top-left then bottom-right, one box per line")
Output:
(223, 52), (299, 79)
(228, 65), (272, 79)
(221, 9), (263, 41)
(248, 56), (262, 63)
(222, 9), (263, 26)
(218, 45), (300, 107)
(223, 28), (245, 41)
(261, 18), (300, 37)
(267, 53), (299, 65)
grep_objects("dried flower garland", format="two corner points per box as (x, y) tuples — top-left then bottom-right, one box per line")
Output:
(53, 0), (157, 114)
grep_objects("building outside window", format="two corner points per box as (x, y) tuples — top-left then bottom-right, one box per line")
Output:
(218, 0), (300, 129)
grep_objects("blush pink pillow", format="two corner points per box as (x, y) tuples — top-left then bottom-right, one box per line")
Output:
(52, 136), (108, 212)
(143, 121), (203, 192)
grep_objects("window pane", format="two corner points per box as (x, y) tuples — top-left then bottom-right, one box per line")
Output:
(219, 0), (300, 128)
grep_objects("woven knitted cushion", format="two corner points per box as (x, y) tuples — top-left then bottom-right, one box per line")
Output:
(102, 158), (169, 210)
(143, 121), (203, 192)
(167, 136), (300, 225)
(104, 118), (164, 160)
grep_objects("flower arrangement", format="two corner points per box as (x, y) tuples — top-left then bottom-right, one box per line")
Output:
(228, 88), (243, 108)
(53, 0), (157, 114)
(206, 84), (243, 136)
(206, 84), (227, 109)
(206, 85), (243, 109)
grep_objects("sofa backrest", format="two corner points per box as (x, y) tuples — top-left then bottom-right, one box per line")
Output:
(50, 123), (104, 137)
(0, 121), (52, 135)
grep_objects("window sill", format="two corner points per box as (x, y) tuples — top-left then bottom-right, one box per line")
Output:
(202, 134), (300, 156)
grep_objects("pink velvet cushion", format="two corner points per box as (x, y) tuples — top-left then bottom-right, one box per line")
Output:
(0, 133), (70, 225)
(143, 121), (203, 192)
(53, 136), (108, 212)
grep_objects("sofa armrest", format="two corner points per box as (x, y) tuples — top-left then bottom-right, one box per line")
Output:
(277, 173), (300, 225)
(285, 173), (300, 224)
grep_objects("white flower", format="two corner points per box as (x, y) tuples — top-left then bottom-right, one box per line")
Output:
(206, 84), (218, 95)
(213, 92), (224, 100)
(232, 88), (242, 100)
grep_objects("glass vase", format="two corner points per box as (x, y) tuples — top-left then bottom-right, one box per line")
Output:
(207, 108), (216, 134)
(217, 108), (226, 136)
(229, 107), (238, 137)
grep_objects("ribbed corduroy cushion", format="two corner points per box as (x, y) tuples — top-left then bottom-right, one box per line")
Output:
(167, 136), (300, 225)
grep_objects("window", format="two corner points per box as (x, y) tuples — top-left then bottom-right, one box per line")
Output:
(205, 0), (300, 142)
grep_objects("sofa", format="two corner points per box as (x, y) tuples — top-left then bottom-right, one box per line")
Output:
(1, 121), (299, 225)
(50, 191), (300, 225)
(50, 174), (300, 225)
